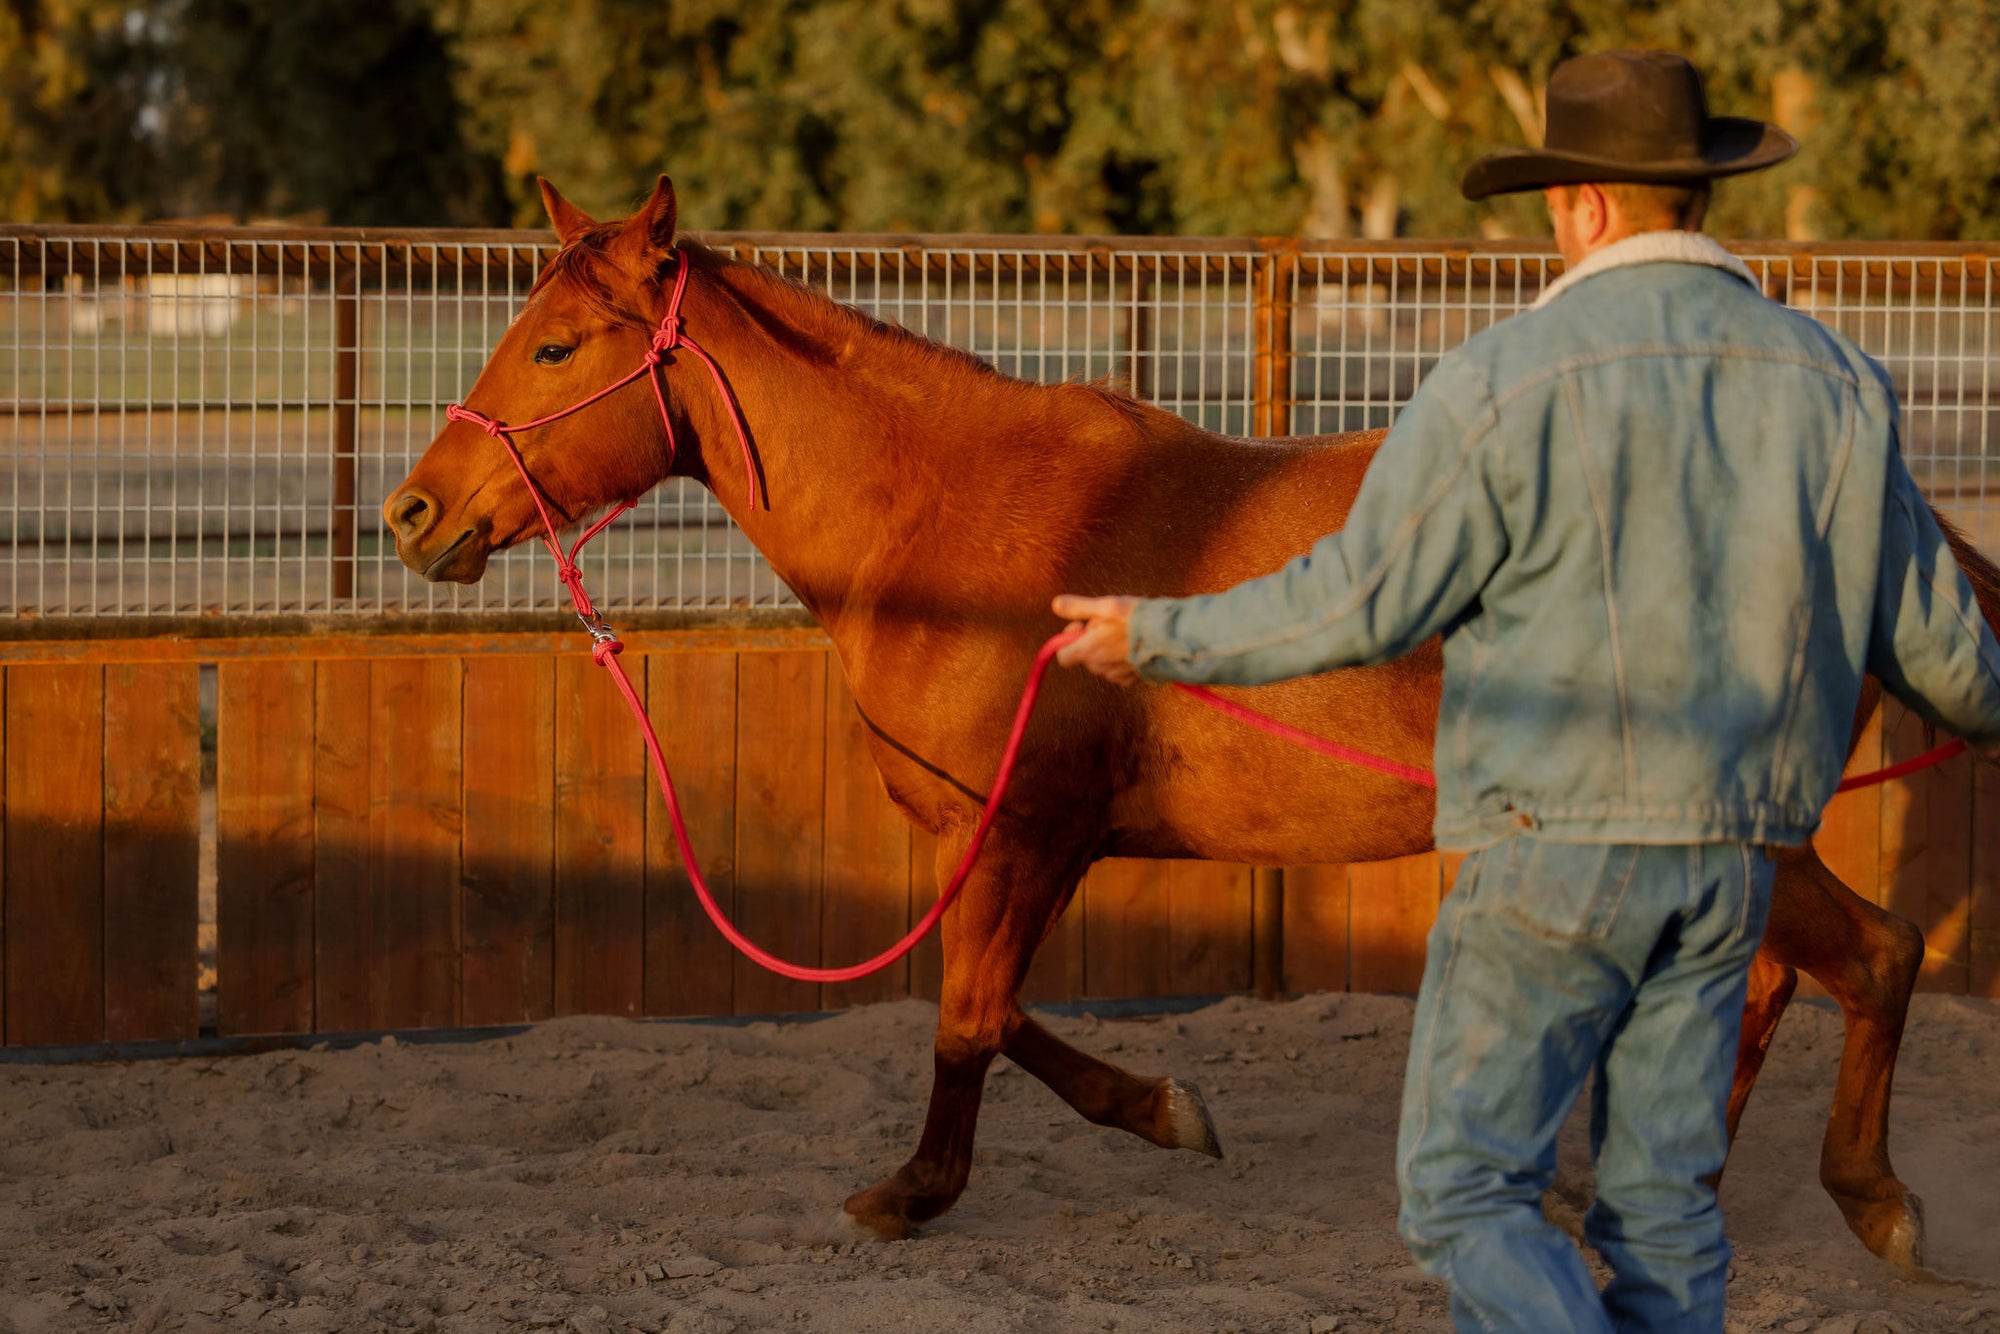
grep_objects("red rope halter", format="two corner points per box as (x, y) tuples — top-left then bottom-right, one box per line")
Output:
(445, 252), (1965, 983)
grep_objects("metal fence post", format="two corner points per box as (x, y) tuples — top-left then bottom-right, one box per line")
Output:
(333, 257), (360, 601)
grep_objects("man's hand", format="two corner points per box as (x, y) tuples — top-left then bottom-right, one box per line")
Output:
(1052, 594), (1141, 686)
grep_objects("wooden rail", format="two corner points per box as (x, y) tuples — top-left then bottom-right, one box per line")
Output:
(0, 626), (1992, 1048)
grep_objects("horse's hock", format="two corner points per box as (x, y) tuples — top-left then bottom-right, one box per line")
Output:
(0, 225), (1996, 1051)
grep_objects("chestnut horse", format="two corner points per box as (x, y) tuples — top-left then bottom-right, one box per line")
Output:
(387, 178), (1980, 1271)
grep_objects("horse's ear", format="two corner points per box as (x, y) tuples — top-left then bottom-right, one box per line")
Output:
(538, 178), (595, 245)
(634, 175), (678, 255)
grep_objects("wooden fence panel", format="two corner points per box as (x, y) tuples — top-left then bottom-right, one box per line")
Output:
(1348, 854), (1442, 995)
(1282, 864), (1350, 995)
(644, 651), (738, 1017)
(367, 659), (463, 1028)
(733, 650), (827, 1015)
(553, 655), (646, 1017)
(1085, 859), (1171, 998)
(313, 660), (373, 1032)
(4, 665), (104, 1045)
(820, 671), (912, 1010)
(217, 660), (316, 1035)
(103, 663), (200, 1041)
(13, 635), (2000, 1049)
(1974, 764), (2000, 998)
(1168, 861), (1254, 995)
(462, 657), (557, 1025)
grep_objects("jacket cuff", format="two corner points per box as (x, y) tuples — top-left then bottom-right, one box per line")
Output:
(1127, 596), (1202, 681)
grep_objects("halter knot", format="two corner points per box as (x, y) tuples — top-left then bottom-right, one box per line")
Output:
(647, 316), (682, 362)
(445, 404), (507, 438)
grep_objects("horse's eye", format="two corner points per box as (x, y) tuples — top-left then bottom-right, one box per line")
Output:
(534, 343), (574, 366)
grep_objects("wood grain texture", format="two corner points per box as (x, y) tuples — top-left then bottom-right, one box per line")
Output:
(4, 665), (104, 1044)
(1168, 860), (1254, 995)
(216, 660), (315, 1035)
(553, 654), (645, 1016)
(103, 663), (201, 1041)
(366, 658), (462, 1029)
(644, 651), (738, 1017)
(732, 650), (826, 1016)
(1348, 853), (1441, 995)
(1973, 761), (2000, 999)
(819, 669), (911, 1010)
(312, 659), (372, 1032)
(462, 657), (556, 1025)
(1282, 864), (1350, 995)
(1083, 858), (1170, 999)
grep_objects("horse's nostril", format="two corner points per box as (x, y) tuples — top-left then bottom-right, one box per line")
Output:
(385, 487), (435, 542)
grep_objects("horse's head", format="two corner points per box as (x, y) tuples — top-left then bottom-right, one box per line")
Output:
(384, 177), (684, 583)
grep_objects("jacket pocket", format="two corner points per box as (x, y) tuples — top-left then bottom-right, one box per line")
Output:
(1482, 836), (1641, 943)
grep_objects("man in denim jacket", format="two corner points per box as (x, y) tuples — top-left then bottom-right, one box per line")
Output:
(1055, 50), (2000, 1333)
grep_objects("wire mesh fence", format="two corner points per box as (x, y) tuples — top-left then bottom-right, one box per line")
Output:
(2, 228), (1995, 620)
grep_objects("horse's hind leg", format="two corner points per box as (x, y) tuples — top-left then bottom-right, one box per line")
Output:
(1004, 1012), (1224, 1158)
(1744, 844), (1928, 1272)
(840, 833), (1082, 1240)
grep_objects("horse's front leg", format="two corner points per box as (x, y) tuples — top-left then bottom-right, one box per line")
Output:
(1003, 1011), (1224, 1158)
(841, 830), (1083, 1239)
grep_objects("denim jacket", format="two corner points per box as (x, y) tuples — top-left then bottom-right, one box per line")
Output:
(1129, 231), (2000, 848)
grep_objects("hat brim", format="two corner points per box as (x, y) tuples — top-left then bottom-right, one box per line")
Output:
(1460, 117), (1798, 201)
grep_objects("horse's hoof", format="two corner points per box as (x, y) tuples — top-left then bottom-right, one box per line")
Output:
(1838, 1187), (1928, 1276)
(826, 1208), (894, 1245)
(1160, 1078), (1225, 1159)
(841, 1188), (916, 1241)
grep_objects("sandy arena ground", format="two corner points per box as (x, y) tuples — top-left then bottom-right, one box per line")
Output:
(0, 992), (1994, 1333)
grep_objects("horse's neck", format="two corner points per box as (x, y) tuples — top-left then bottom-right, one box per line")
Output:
(670, 260), (1107, 632)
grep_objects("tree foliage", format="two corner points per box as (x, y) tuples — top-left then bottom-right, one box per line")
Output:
(3, 0), (1998, 238)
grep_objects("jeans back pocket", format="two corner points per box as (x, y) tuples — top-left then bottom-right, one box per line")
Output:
(1482, 836), (1641, 943)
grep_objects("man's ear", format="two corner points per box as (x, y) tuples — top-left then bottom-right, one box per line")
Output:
(631, 174), (678, 255)
(539, 178), (596, 245)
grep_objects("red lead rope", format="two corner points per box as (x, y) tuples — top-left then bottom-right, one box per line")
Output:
(448, 255), (1968, 982)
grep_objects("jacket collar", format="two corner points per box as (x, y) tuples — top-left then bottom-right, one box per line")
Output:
(1532, 230), (1759, 309)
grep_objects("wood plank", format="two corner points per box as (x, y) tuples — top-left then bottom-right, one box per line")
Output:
(0, 621), (831, 666)
(1282, 864), (1350, 995)
(1348, 853), (1441, 995)
(1878, 703), (1974, 993)
(732, 649), (827, 1016)
(553, 654), (645, 1016)
(4, 665), (105, 1044)
(644, 651), (738, 1018)
(1973, 761), (2000, 999)
(102, 663), (201, 1041)
(366, 658), (462, 1029)
(819, 668), (910, 1010)
(462, 657), (556, 1025)
(312, 659), (372, 1032)
(1084, 857), (1170, 999)
(1167, 860), (1253, 995)
(216, 660), (315, 1035)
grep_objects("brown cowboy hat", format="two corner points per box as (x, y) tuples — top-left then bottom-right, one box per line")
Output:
(1461, 50), (1797, 201)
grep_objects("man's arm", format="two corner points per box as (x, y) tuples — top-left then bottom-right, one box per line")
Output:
(1079, 360), (1508, 687)
(1868, 451), (2000, 750)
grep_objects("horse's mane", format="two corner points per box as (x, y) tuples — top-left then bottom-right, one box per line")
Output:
(532, 223), (1153, 417)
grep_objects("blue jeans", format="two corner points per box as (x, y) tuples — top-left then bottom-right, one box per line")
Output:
(1396, 838), (1775, 1333)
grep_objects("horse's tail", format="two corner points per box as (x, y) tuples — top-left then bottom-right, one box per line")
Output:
(1932, 502), (2000, 633)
